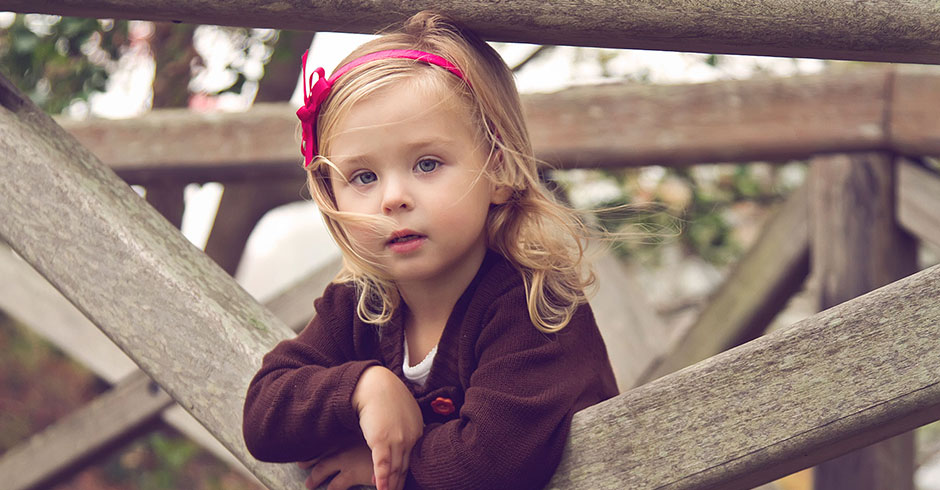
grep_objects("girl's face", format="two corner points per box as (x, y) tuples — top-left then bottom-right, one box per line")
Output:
(326, 79), (505, 287)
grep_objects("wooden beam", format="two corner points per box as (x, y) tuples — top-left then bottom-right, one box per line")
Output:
(0, 372), (171, 490)
(2, 1), (940, 63)
(550, 262), (940, 489)
(0, 72), (306, 488)
(59, 69), (900, 183)
(810, 153), (918, 489)
(0, 238), (341, 484)
(639, 183), (810, 384)
(891, 67), (940, 157)
(897, 159), (940, 248)
(526, 68), (891, 169)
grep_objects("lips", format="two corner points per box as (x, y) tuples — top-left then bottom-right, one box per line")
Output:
(386, 230), (427, 254)
(386, 230), (425, 245)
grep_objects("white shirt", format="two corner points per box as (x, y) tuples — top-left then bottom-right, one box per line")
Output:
(402, 338), (438, 386)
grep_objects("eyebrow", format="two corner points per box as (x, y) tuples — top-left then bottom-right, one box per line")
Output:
(330, 136), (456, 165)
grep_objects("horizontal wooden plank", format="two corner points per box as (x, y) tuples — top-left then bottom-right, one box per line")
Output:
(59, 69), (898, 183)
(0, 372), (171, 490)
(898, 159), (940, 248)
(2, 0), (939, 63)
(891, 67), (940, 157)
(0, 72), (307, 488)
(551, 263), (940, 489)
(639, 184), (811, 384)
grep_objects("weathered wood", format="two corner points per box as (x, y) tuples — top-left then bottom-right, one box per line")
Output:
(639, 184), (810, 384)
(56, 104), (307, 184)
(0, 243), (138, 383)
(3, 0), (940, 63)
(0, 239), (340, 485)
(526, 69), (891, 169)
(550, 263), (940, 489)
(891, 67), (940, 157)
(0, 72), (306, 488)
(810, 153), (918, 490)
(204, 180), (305, 275)
(59, 69), (910, 183)
(897, 159), (940, 248)
(0, 372), (171, 490)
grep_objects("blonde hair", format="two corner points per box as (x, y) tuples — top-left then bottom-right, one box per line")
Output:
(306, 11), (595, 332)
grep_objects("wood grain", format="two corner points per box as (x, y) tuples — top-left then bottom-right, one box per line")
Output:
(1, 0), (939, 63)
(809, 153), (918, 489)
(551, 263), (940, 489)
(58, 69), (904, 183)
(0, 70), (308, 488)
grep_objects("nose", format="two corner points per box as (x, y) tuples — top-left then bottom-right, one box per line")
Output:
(381, 176), (414, 215)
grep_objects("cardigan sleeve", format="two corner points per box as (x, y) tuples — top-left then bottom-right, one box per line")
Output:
(406, 290), (616, 490)
(242, 283), (380, 463)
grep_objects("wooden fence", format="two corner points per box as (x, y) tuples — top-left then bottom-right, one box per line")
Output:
(1, 3), (939, 489)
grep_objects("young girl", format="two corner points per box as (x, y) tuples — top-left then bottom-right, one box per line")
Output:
(243, 11), (618, 490)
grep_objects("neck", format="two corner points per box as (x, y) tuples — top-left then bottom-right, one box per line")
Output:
(397, 247), (488, 330)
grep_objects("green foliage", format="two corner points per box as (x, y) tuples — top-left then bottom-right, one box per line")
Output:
(0, 14), (128, 113)
(566, 163), (803, 266)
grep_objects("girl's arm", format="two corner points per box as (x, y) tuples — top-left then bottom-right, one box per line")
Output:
(242, 283), (380, 463)
(408, 293), (616, 490)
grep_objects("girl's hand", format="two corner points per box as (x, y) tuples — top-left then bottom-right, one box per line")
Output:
(352, 366), (424, 490)
(298, 442), (374, 490)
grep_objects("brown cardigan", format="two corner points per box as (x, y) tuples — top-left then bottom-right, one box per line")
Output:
(243, 250), (618, 489)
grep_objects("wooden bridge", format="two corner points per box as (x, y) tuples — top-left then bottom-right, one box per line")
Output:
(0, 1), (939, 489)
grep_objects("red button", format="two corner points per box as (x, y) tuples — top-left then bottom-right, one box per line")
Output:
(431, 397), (455, 415)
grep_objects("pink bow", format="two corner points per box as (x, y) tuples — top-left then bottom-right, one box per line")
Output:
(297, 51), (332, 167)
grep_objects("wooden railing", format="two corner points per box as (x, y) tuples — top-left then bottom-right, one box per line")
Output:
(1, 3), (939, 489)
(2, 0), (939, 63)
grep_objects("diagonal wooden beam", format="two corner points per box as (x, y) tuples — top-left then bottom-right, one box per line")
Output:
(0, 372), (171, 490)
(2, 0), (939, 63)
(551, 262), (940, 489)
(0, 71), (306, 488)
(638, 183), (811, 384)
(0, 239), (341, 488)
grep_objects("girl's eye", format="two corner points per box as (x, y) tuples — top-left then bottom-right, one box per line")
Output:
(351, 171), (377, 185)
(415, 159), (440, 173)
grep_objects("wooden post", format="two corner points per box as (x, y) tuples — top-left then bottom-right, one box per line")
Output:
(809, 152), (918, 490)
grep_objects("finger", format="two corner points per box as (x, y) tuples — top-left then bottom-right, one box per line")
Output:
(306, 460), (339, 490)
(372, 445), (390, 490)
(396, 451), (411, 490)
(386, 445), (401, 490)
(326, 471), (351, 490)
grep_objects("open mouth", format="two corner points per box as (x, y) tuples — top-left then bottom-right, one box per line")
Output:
(388, 234), (423, 244)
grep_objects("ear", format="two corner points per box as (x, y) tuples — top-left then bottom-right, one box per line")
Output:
(491, 185), (512, 205)
(488, 148), (512, 205)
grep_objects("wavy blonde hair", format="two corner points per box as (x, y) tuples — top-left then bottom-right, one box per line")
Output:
(306, 11), (595, 332)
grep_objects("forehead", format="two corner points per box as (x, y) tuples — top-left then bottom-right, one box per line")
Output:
(326, 78), (479, 159)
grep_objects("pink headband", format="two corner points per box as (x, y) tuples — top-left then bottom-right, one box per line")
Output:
(296, 49), (468, 168)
